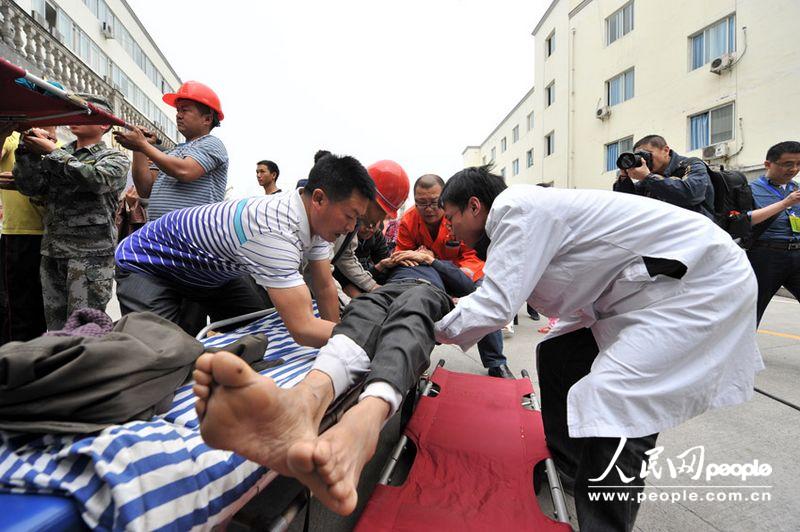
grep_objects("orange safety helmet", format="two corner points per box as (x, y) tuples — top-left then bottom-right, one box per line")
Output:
(367, 160), (410, 218)
(162, 81), (224, 121)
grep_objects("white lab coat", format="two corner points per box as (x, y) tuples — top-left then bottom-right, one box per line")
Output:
(434, 185), (763, 439)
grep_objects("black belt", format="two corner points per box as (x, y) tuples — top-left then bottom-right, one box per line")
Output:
(395, 277), (432, 286)
(753, 240), (800, 251)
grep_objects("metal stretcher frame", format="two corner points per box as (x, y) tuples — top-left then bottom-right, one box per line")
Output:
(364, 359), (572, 529)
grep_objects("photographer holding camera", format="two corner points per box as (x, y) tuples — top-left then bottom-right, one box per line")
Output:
(613, 134), (715, 220)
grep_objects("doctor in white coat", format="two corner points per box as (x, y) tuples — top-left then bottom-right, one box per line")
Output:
(434, 166), (763, 532)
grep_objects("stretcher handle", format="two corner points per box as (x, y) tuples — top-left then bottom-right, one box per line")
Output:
(267, 488), (308, 532)
(195, 308), (276, 340)
(521, 369), (572, 525)
(19, 68), (135, 129)
(377, 359), (446, 485)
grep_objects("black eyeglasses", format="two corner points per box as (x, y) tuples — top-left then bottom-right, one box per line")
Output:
(415, 199), (441, 210)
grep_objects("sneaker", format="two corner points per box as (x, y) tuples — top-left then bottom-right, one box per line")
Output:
(502, 322), (515, 338)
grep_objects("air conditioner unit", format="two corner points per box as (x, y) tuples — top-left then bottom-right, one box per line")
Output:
(710, 53), (735, 74)
(702, 143), (729, 160)
(595, 106), (611, 120)
(101, 21), (115, 39)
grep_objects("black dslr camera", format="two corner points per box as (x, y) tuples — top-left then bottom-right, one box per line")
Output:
(616, 150), (653, 171)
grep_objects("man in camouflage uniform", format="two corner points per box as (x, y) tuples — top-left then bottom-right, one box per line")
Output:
(13, 96), (129, 330)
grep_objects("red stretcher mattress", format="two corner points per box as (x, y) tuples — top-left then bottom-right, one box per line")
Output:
(356, 368), (572, 531)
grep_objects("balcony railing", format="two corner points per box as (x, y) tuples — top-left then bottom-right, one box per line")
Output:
(0, 0), (177, 148)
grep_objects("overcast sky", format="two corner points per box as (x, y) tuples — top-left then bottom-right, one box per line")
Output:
(128, 0), (549, 198)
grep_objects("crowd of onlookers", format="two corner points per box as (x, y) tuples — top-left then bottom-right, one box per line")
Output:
(0, 79), (798, 356)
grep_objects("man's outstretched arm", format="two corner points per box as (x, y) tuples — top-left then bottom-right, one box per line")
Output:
(435, 201), (568, 350)
(267, 284), (336, 348)
(308, 258), (340, 323)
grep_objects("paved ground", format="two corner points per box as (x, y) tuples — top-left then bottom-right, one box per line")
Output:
(273, 295), (799, 532)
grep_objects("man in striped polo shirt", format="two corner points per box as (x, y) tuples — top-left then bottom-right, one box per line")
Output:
(115, 153), (375, 347)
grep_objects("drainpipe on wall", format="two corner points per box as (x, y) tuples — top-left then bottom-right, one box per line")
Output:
(568, 27), (576, 189)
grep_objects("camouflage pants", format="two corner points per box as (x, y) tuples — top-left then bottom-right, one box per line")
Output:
(40, 255), (115, 330)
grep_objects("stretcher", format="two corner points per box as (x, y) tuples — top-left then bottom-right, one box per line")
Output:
(0, 57), (129, 129)
(356, 360), (573, 531)
(0, 307), (362, 531)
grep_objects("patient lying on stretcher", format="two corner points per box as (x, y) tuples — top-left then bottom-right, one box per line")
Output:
(193, 252), (476, 515)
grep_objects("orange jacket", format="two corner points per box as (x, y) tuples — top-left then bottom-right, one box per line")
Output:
(396, 208), (485, 281)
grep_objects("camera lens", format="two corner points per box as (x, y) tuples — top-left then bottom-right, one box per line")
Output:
(616, 152), (638, 170)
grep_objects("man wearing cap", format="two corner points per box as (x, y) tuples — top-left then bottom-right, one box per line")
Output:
(328, 159), (410, 300)
(114, 81), (242, 332)
(114, 81), (228, 218)
(13, 95), (129, 330)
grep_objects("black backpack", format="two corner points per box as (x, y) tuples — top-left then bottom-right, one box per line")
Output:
(696, 160), (777, 249)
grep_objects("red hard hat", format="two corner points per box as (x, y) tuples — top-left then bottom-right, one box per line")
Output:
(367, 160), (410, 218)
(163, 81), (224, 121)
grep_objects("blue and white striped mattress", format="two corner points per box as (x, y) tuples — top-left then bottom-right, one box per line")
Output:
(0, 311), (318, 530)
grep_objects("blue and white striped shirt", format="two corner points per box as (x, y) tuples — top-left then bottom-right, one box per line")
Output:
(116, 189), (332, 289)
(147, 134), (229, 220)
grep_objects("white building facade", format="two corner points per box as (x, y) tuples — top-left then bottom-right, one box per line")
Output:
(2, 0), (181, 144)
(465, 0), (800, 188)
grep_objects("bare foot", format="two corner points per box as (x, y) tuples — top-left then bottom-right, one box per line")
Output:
(193, 351), (332, 477)
(287, 397), (389, 515)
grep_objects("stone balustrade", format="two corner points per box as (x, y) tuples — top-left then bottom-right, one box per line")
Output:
(0, 0), (176, 148)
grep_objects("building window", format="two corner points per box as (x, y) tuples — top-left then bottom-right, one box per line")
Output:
(490, 147), (496, 162)
(512, 125), (520, 143)
(55, 8), (74, 47)
(545, 132), (555, 156)
(691, 14), (736, 70)
(607, 69), (634, 106)
(501, 137), (507, 153)
(545, 31), (555, 57)
(605, 137), (634, 172)
(526, 149), (534, 168)
(527, 112), (534, 131)
(545, 81), (555, 107)
(689, 103), (734, 150)
(512, 159), (520, 176)
(500, 167), (506, 178)
(607, 1), (634, 45)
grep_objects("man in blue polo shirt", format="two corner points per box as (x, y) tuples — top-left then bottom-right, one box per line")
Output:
(747, 141), (800, 323)
(115, 153), (375, 347)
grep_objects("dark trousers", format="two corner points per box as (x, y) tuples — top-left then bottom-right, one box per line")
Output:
(116, 271), (271, 336)
(537, 327), (658, 532)
(477, 330), (506, 368)
(747, 247), (800, 325)
(333, 280), (453, 394)
(473, 278), (507, 368)
(0, 235), (46, 343)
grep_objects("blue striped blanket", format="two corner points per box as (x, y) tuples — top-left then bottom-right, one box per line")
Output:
(0, 311), (318, 530)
